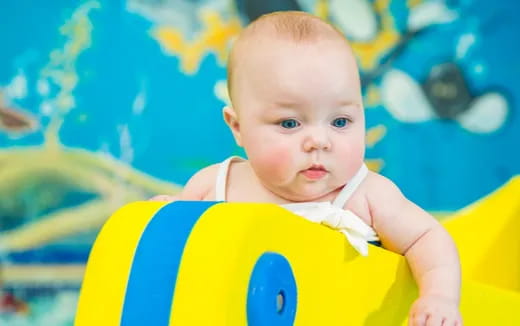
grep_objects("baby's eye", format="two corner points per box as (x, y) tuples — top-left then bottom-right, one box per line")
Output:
(331, 117), (349, 128)
(280, 119), (300, 129)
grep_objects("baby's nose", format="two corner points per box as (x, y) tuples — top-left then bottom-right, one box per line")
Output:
(303, 128), (331, 152)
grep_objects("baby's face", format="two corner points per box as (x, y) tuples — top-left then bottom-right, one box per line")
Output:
(232, 37), (366, 201)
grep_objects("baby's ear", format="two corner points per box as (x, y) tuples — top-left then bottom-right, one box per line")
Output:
(222, 106), (242, 146)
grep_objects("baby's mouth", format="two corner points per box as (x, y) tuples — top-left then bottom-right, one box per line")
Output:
(301, 165), (328, 180)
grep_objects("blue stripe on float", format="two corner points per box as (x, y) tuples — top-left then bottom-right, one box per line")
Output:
(121, 201), (217, 326)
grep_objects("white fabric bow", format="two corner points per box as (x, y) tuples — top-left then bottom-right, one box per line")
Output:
(282, 202), (379, 256)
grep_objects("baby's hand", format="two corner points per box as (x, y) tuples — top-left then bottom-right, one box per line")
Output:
(408, 294), (462, 326)
(148, 195), (178, 202)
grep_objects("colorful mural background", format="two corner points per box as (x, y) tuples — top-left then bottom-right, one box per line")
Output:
(1, 0), (519, 324)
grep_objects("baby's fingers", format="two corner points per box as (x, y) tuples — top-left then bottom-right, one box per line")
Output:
(425, 314), (443, 326)
(442, 316), (463, 326)
(409, 313), (457, 326)
(409, 312), (428, 326)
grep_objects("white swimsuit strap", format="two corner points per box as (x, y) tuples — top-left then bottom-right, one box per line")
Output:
(332, 164), (369, 208)
(215, 156), (243, 201)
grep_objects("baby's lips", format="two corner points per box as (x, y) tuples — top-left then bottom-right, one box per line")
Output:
(301, 168), (328, 179)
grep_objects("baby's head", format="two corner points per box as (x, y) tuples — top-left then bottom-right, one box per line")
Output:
(224, 11), (366, 202)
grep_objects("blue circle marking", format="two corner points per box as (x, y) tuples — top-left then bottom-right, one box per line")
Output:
(247, 252), (298, 326)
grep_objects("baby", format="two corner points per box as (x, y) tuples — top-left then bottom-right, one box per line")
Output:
(152, 11), (462, 326)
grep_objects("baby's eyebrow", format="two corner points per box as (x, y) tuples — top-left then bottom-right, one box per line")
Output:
(337, 100), (362, 108)
(262, 105), (296, 117)
(271, 99), (301, 108)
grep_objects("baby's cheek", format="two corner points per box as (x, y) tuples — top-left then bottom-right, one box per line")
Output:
(255, 144), (294, 180)
(338, 140), (365, 177)
(351, 142), (365, 162)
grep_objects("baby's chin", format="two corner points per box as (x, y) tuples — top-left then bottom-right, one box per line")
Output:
(273, 186), (336, 203)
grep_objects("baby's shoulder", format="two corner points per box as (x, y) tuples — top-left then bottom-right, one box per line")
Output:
(357, 171), (411, 222)
(181, 163), (220, 200)
(191, 163), (221, 182)
(363, 170), (397, 187)
(361, 170), (404, 201)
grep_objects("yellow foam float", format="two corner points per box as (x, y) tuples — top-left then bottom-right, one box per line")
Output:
(75, 177), (520, 325)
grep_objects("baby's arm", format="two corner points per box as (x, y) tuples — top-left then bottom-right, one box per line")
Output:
(366, 173), (462, 326)
(149, 164), (218, 202)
